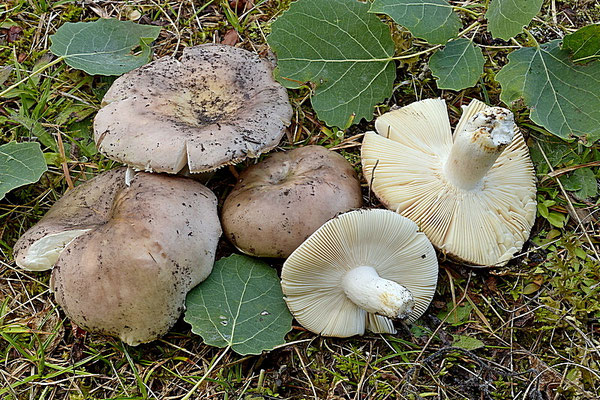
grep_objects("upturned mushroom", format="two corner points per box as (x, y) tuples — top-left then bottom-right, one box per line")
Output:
(281, 209), (438, 337)
(94, 44), (293, 174)
(361, 98), (536, 267)
(14, 168), (221, 345)
(221, 145), (363, 258)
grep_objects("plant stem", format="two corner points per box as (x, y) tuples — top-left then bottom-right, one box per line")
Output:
(181, 346), (231, 400)
(0, 56), (65, 98)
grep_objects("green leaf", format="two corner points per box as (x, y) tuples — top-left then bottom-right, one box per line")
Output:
(563, 24), (600, 64)
(486, 0), (543, 40)
(184, 254), (292, 356)
(546, 212), (566, 228)
(370, 0), (460, 44)
(452, 334), (484, 351)
(429, 39), (484, 91)
(268, 0), (395, 128)
(0, 142), (47, 199)
(496, 40), (600, 144)
(49, 18), (161, 76)
(560, 167), (598, 199)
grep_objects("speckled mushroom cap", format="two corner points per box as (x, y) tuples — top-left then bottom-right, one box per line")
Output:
(282, 209), (438, 338)
(221, 145), (363, 258)
(94, 44), (293, 173)
(14, 168), (221, 345)
(361, 99), (536, 267)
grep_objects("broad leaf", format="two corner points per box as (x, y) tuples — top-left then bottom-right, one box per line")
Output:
(429, 39), (484, 91)
(496, 40), (600, 144)
(268, 0), (395, 128)
(370, 0), (460, 44)
(560, 168), (598, 200)
(486, 0), (543, 40)
(184, 254), (292, 355)
(0, 142), (47, 199)
(452, 334), (484, 351)
(50, 18), (161, 76)
(563, 24), (600, 64)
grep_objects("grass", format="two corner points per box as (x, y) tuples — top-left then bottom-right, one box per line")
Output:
(1, 0), (599, 399)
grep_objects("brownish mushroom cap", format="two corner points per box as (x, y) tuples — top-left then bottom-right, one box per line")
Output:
(94, 44), (293, 174)
(221, 145), (363, 258)
(14, 168), (221, 345)
(361, 99), (536, 267)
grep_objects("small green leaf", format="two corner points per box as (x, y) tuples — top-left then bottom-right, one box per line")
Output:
(184, 254), (292, 355)
(0, 142), (47, 199)
(370, 0), (460, 44)
(486, 0), (543, 40)
(497, 40), (600, 144)
(563, 24), (600, 64)
(50, 18), (161, 76)
(546, 212), (566, 228)
(429, 39), (484, 91)
(268, 0), (395, 128)
(452, 334), (484, 351)
(560, 168), (598, 200)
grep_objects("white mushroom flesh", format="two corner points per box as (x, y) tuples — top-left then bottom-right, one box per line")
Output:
(342, 266), (415, 319)
(18, 229), (91, 271)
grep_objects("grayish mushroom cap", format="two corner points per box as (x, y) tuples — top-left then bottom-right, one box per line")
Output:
(14, 168), (221, 345)
(222, 145), (363, 258)
(361, 99), (536, 267)
(281, 209), (438, 338)
(94, 44), (293, 173)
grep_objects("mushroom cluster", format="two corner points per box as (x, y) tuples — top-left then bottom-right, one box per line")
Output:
(14, 41), (538, 344)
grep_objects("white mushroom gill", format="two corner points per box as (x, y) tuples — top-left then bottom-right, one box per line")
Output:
(18, 229), (91, 271)
(444, 107), (517, 190)
(342, 266), (415, 319)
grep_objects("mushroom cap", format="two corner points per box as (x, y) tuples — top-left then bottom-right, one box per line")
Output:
(281, 209), (438, 337)
(361, 98), (537, 267)
(221, 145), (363, 258)
(94, 44), (293, 174)
(15, 168), (221, 345)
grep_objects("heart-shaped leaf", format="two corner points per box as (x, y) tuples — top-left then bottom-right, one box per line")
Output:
(184, 254), (292, 355)
(486, 0), (543, 40)
(496, 40), (600, 144)
(268, 0), (395, 128)
(0, 142), (47, 199)
(370, 0), (460, 44)
(50, 18), (161, 76)
(429, 38), (484, 91)
(563, 24), (600, 64)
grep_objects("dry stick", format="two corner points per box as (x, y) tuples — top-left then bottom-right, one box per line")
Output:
(55, 129), (74, 190)
(181, 346), (231, 400)
(354, 342), (373, 400)
(536, 142), (600, 260)
(293, 346), (318, 400)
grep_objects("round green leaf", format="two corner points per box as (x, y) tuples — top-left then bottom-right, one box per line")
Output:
(370, 0), (461, 44)
(50, 19), (161, 76)
(268, 0), (395, 128)
(486, 0), (543, 40)
(184, 254), (292, 356)
(0, 142), (47, 200)
(429, 38), (484, 91)
(497, 40), (600, 144)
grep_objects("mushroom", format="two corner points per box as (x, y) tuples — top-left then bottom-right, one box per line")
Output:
(221, 145), (363, 258)
(361, 98), (536, 267)
(14, 168), (221, 345)
(94, 44), (293, 174)
(281, 209), (438, 337)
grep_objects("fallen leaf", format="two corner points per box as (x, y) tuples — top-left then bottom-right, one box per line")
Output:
(222, 29), (239, 46)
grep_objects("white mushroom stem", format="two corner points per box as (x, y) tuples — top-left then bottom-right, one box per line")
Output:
(342, 266), (415, 319)
(443, 107), (516, 190)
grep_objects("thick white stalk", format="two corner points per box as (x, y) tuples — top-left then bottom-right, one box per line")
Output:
(444, 107), (516, 190)
(342, 266), (414, 319)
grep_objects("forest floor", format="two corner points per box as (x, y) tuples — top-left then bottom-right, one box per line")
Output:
(1, 1), (599, 399)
